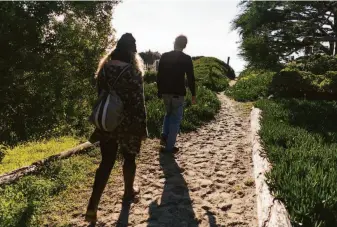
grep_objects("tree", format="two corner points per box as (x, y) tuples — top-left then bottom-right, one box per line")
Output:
(139, 50), (161, 70)
(233, 1), (337, 69)
(0, 1), (120, 145)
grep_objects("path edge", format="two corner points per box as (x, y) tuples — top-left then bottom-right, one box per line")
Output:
(250, 107), (292, 227)
(0, 141), (97, 186)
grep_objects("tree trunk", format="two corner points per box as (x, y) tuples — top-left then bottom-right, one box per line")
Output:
(333, 12), (337, 55)
(329, 41), (335, 55)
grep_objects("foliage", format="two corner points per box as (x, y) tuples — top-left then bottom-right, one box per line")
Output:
(271, 69), (337, 100)
(143, 71), (157, 84)
(287, 54), (337, 74)
(0, 136), (79, 175)
(192, 56), (205, 61)
(145, 85), (220, 138)
(226, 71), (274, 101)
(0, 1), (119, 145)
(229, 54), (337, 101)
(193, 57), (230, 91)
(233, 1), (337, 69)
(143, 57), (225, 137)
(181, 86), (221, 131)
(139, 50), (161, 70)
(0, 147), (100, 226)
(256, 99), (337, 227)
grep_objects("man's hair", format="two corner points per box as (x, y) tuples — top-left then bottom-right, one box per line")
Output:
(174, 35), (188, 49)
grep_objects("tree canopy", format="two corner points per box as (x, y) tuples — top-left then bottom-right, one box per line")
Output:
(233, 1), (337, 69)
(0, 1), (119, 145)
(139, 50), (161, 70)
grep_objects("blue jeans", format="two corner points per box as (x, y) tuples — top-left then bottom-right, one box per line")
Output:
(162, 95), (184, 151)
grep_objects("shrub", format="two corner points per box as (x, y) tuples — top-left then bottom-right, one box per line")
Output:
(145, 85), (220, 138)
(226, 71), (275, 101)
(231, 56), (337, 102)
(192, 56), (204, 61)
(0, 144), (7, 163)
(289, 54), (337, 74)
(270, 69), (337, 100)
(143, 71), (157, 84)
(144, 83), (158, 102)
(256, 99), (337, 227)
(193, 57), (230, 91)
(181, 86), (220, 131)
(144, 57), (224, 137)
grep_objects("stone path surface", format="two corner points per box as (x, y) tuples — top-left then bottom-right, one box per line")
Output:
(71, 94), (257, 227)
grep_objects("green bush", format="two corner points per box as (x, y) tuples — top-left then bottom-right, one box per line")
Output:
(145, 85), (220, 138)
(256, 99), (337, 227)
(270, 69), (337, 100)
(193, 57), (230, 91)
(181, 86), (220, 131)
(144, 57), (224, 137)
(0, 2), (117, 146)
(143, 71), (157, 84)
(226, 71), (275, 101)
(288, 54), (337, 75)
(229, 55), (337, 102)
(144, 83), (158, 102)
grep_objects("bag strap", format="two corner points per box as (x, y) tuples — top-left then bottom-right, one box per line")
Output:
(103, 64), (132, 91)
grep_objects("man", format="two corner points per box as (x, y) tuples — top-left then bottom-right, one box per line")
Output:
(157, 35), (196, 153)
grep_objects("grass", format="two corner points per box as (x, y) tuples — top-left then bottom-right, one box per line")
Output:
(256, 99), (337, 227)
(0, 136), (80, 175)
(0, 147), (103, 226)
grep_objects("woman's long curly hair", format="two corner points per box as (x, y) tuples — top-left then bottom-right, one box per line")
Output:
(95, 33), (144, 78)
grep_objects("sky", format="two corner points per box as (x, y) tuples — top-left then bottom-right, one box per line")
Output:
(113, 0), (245, 74)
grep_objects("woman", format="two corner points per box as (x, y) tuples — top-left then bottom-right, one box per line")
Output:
(85, 33), (147, 222)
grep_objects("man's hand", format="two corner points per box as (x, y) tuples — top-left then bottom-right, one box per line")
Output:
(191, 96), (196, 105)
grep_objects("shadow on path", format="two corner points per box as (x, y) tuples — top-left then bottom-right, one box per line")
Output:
(116, 203), (131, 227)
(147, 151), (199, 227)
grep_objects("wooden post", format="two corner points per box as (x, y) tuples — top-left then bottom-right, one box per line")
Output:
(227, 57), (230, 65)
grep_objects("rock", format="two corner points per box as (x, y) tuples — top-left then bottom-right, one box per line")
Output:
(228, 178), (236, 185)
(215, 171), (226, 177)
(218, 203), (232, 211)
(199, 179), (213, 187)
(236, 191), (245, 198)
(191, 186), (201, 192)
(244, 179), (255, 187)
(135, 224), (147, 227)
(185, 170), (196, 176)
(159, 178), (165, 184)
(201, 201), (213, 211)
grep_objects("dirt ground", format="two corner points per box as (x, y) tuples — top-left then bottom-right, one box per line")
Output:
(69, 94), (257, 227)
